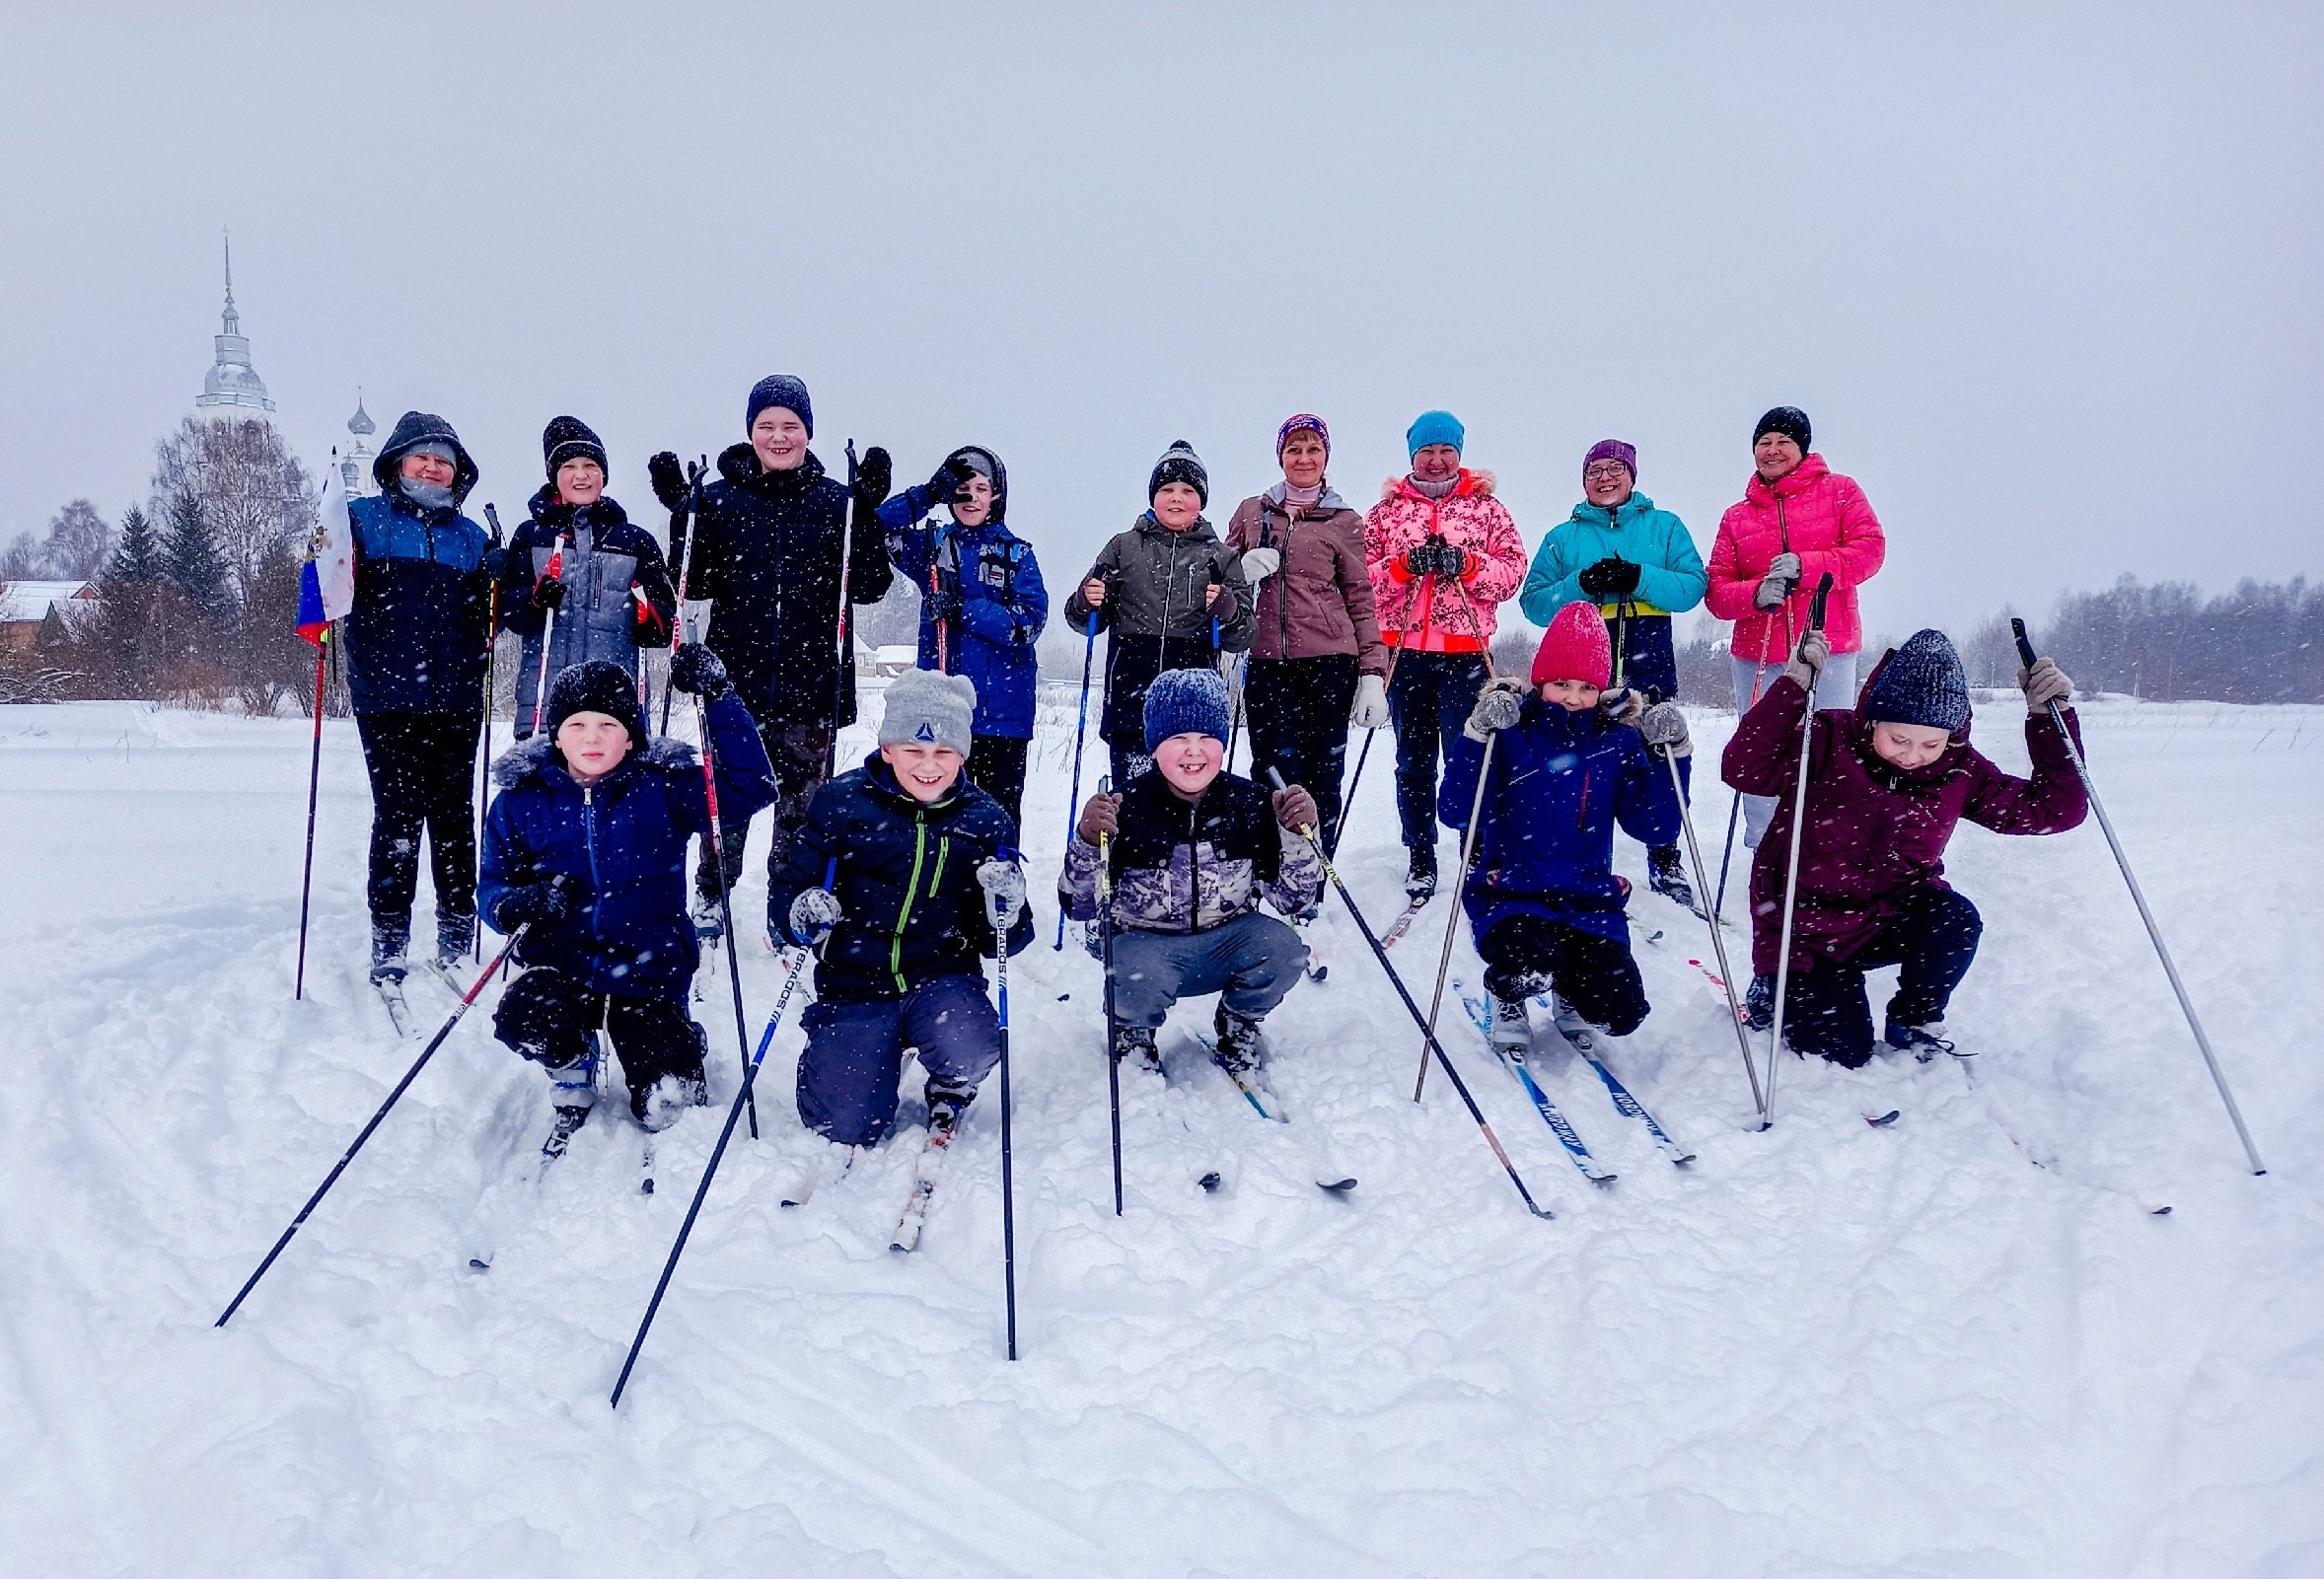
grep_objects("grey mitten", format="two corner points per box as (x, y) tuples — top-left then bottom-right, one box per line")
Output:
(976, 858), (1026, 930)
(788, 887), (844, 946)
(2018, 658), (2072, 714)
(1639, 701), (1692, 757)
(1464, 677), (1528, 742)
(1755, 550), (1802, 610)
(1782, 628), (1830, 691)
(1237, 545), (1281, 585)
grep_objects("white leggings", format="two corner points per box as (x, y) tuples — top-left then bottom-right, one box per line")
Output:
(1729, 652), (1859, 849)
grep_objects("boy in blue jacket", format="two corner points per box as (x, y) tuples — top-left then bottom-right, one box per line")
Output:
(1443, 603), (1689, 1048)
(767, 669), (1034, 1149)
(480, 649), (776, 1132)
(875, 445), (1049, 828)
(1517, 440), (1708, 911)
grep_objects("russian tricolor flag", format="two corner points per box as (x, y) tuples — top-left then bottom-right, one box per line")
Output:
(297, 461), (355, 646)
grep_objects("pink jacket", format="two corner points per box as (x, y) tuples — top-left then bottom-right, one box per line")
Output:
(1705, 456), (1886, 662)
(1361, 470), (1527, 654)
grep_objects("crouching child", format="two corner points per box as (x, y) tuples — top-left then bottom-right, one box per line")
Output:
(480, 648), (777, 1133)
(1444, 602), (1685, 1050)
(1721, 627), (2086, 1066)
(767, 669), (1033, 1150)
(1063, 668), (1324, 1079)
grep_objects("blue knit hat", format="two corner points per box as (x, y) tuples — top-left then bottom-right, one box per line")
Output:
(1143, 667), (1233, 753)
(1863, 629), (1970, 734)
(1406, 409), (1465, 458)
(745, 374), (813, 438)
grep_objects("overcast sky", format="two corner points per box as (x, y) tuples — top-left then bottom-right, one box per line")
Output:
(5, 2), (2318, 643)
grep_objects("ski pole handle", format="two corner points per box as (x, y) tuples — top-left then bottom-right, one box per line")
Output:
(2010, 616), (2040, 670)
(1264, 765), (1319, 841)
(1807, 571), (1835, 632)
(483, 502), (503, 544)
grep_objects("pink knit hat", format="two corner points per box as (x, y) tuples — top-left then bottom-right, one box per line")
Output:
(1531, 602), (1613, 688)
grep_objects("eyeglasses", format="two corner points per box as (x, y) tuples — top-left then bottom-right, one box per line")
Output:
(1583, 464), (1631, 482)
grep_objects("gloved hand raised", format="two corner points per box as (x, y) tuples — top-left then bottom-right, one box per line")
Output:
(1464, 676), (1529, 741)
(788, 887), (844, 947)
(925, 454), (979, 506)
(976, 857), (1026, 931)
(1638, 701), (1691, 757)
(1578, 556), (1640, 600)
(1075, 791), (1123, 846)
(1754, 551), (1802, 611)
(669, 642), (730, 700)
(853, 446), (893, 515)
(2018, 657), (2072, 715)
(1350, 672), (1390, 729)
(496, 873), (588, 931)
(648, 452), (690, 513)
(1783, 628), (1830, 691)
(1237, 545), (1281, 585)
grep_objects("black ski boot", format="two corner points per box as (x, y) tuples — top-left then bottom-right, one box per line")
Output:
(1211, 1004), (1268, 1074)
(1744, 973), (1775, 1032)
(1646, 846), (1697, 913)
(1885, 1016), (1963, 1061)
(1405, 843), (1438, 901)
(925, 1076), (976, 1136)
(369, 918), (410, 984)
(1113, 1024), (1162, 1074)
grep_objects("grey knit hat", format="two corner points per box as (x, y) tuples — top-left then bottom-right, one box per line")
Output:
(1863, 629), (1971, 734)
(880, 668), (977, 755)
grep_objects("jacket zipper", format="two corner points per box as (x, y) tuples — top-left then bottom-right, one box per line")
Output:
(1186, 799), (1203, 935)
(1271, 504), (1292, 661)
(927, 833), (951, 898)
(1769, 494), (1794, 666)
(1576, 768), (1590, 830)
(582, 785), (602, 939)
(892, 812), (927, 992)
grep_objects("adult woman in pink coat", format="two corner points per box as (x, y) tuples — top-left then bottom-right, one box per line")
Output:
(1705, 405), (1887, 847)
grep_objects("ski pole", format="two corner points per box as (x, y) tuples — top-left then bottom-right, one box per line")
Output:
(1712, 577), (1799, 925)
(690, 682), (758, 1140)
(293, 627), (329, 1000)
(2012, 619), (2266, 1175)
(659, 458), (706, 738)
(832, 441), (859, 779)
(528, 531), (568, 739)
(611, 866), (828, 1408)
(1055, 618), (1099, 949)
(1662, 741), (1766, 1121)
(1268, 769), (1553, 1218)
(1761, 573), (1833, 1129)
(1416, 575), (1502, 1103)
(992, 847), (1021, 1360)
(220, 925), (530, 1328)
(1096, 775), (1124, 1216)
(475, 504), (506, 961)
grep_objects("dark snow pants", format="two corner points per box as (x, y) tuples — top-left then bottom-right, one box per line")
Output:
(969, 734), (1030, 834)
(1106, 911), (1309, 1031)
(1780, 885), (1983, 1067)
(355, 710), (482, 944)
(796, 973), (1000, 1146)
(1243, 653), (1357, 852)
(1386, 650), (1489, 851)
(1476, 913), (1650, 1037)
(697, 718), (832, 902)
(492, 965), (707, 1117)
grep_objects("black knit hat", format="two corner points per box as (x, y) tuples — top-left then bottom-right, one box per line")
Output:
(544, 415), (609, 480)
(1753, 405), (1812, 453)
(1863, 630), (1971, 735)
(1148, 439), (1208, 508)
(545, 660), (648, 753)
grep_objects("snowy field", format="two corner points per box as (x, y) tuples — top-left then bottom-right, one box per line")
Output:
(2, 690), (2319, 1578)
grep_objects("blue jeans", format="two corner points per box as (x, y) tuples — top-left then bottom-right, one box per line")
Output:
(796, 973), (999, 1146)
(1107, 911), (1308, 1030)
(1387, 650), (1488, 851)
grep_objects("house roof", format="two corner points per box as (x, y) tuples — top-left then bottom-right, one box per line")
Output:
(0, 580), (94, 622)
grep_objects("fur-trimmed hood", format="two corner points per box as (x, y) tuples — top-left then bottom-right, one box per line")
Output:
(492, 731), (699, 789)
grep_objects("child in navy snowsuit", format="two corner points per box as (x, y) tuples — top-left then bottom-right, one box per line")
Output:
(767, 669), (1033, 1148)
(1443, 603), (1686, 1042)
(480, 650), (776, 1129)
(875, 444), (1050, 828)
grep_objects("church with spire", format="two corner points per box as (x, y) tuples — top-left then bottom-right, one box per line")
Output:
(194, 231), (275, 419)
(340, 395), (379, 498)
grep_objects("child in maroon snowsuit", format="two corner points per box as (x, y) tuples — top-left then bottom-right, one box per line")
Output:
(1721, 627), (2085, 1066)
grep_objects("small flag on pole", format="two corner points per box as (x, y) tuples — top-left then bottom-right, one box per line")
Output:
(297, 458), (355, 647)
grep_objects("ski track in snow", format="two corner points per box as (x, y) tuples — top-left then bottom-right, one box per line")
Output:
(3, 695), (2320, 1577)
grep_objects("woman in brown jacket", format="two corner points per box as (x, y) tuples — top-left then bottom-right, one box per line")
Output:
(1224, 413), (1390, 857)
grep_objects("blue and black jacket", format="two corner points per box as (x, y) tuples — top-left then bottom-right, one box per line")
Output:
(342, 411), (493, 715)
(479, 692), (778, 1003)
(769, 753), (1032, 1004)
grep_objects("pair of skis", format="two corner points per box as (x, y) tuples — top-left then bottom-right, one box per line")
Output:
(1180, 1033), (1358, 1193)
(1452, 984), (1696, 1185)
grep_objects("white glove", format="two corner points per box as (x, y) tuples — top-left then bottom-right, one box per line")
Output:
(1754, 551), (1802, 611)
(1463, 677), (1529, 742)
(1350, 673), (1390, 729)
(788, 887), (843, 946)
(1238, 546), (1281, 585)
(976, 857), (1026, 931)
(1638, 701), (1692, 757)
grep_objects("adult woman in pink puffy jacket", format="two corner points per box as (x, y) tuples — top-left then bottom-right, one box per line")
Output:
(1706, 405), (1886, 847)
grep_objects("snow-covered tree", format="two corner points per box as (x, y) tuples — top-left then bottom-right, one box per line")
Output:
(147, 415), (317, 606)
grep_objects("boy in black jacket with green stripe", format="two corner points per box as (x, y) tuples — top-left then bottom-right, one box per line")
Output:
(767, 669), (1032, 1147)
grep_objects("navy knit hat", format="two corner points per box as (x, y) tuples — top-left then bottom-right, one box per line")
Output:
(545, 660), (649, 753)
(745, 375), (814, 438)
(1143, 667), (1232, 753)
(1863, 630), (1970, 734)
(1148, 439), (1208, 508)
(543, 415), (608, 479)
(1754, 405), (1812, 453)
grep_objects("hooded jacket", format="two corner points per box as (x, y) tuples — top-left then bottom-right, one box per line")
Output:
(1361, 470), (1527, 654)
(676, 445), (895, 729)
(1224, 483), (1389, 673)
(1705, 455), (1886, 662)
(343, 411), (493, 715)
(500, 489), (677, 733)
(1061, 768), (1323, 933)
(1063, 513), (1254, 749)
(1440, 696), (1681, 946)
(479, 691), (778, 1002)
(874, 447), (1050, 739)
(767, 753), (1032, 1003)
(1721, 661), (2087, 975)
(1519, 492), (1708, 626)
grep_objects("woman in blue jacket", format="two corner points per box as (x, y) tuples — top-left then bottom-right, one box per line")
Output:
(480, 649), (776, 1133)
(1518, 439), (1708, 911)
(875, 445), (1049, 828)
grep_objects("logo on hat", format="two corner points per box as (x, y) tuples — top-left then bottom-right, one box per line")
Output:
(914, 721), (936, 743)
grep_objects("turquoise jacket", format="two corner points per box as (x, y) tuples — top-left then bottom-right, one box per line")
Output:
(1519, 493), (1707, 626)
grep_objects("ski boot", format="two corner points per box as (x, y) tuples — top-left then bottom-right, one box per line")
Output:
(1113, 1024), (1163, 1075)
(924, 1076), (977, 1138)
(425, 912), (477, 994)
(1646, 846), (1698, 914)
(1211, 1004), (1268, 1076)
(369, 919), (411, 985)
(1487, 993), (1533, 1054)
(1404, 843), (1438, 901)
(1548, 991), (1604, 1041)
(636, 1069), (709, 1132)
(1743, 973), (1775, 1032)
(1885, 1016), (1964, 1062)
(541, 1046), (600, 1158)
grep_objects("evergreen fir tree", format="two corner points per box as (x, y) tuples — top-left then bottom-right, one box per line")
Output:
(161, 490), (232, 614)
(108, 506), (164, 585)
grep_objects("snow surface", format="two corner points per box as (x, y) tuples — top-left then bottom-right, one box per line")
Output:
(3, 692), (2320, 1578)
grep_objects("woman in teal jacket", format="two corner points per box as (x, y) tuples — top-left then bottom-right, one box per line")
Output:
(1518, 439), (1707, 911)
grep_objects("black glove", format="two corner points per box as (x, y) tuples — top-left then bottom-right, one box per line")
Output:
(924, 454), (978, 506)
(648, 452), (690, 513)
(669, 642), (730, 700)
(1577, 556), (1640, 600)
(481, 545), (508, 581)
(854, 446), (893, 515)
(925, 571), (965, 627)
(533, 574), (565, 612)
(1436, 542), (1468, 578)
(496, 873), (588, 931)
(1403, 542), (1437, 578)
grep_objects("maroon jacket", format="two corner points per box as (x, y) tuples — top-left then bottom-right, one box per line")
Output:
(1224, 485), (1390, 675)
(1722, 670), (2087, 974)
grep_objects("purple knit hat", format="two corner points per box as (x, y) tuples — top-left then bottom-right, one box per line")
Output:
(1583, 439), (1637, 483)
(1276, 413), (1330, 458)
